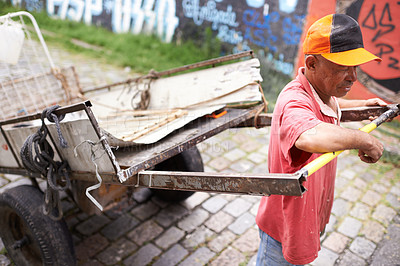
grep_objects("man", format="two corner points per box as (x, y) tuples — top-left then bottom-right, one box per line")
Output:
(256, 14), (387, 265)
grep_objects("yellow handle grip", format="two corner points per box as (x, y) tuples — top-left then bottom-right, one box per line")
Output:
(302, 122), (378, 177)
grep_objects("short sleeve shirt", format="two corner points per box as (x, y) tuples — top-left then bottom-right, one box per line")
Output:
(256, 67), (339, 265)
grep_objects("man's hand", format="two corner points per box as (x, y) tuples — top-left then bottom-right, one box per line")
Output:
(365, 98), (387, 107)
(337, 97), (387, 109)
(364, 98), (393, 121)
(357, 134), (384, 163)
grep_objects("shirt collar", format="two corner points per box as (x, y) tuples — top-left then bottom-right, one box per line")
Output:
(298, 67), (341, 121)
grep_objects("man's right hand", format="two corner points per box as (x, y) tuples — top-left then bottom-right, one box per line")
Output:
(357, 134), (384, 163)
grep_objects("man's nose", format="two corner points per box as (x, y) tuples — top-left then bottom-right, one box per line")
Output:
(347, 66), (357, 81)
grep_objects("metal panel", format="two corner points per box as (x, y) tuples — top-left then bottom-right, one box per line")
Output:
(0, 130), (19, 168)
(47, 119), (115, 174)
(128, 171), (306, 197)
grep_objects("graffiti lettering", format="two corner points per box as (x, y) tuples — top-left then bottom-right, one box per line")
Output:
(245, 27), (278, 52)
(258, 50), (293, 75)
(217, 25), (243, 45)
(375, 43), (393, 59)
(267, 53), (293, 75)
(388, 57), (399, 70)
(351, 0), (399, 94)
(374, 43), (399, 71)
(233, 40), (251, 54)
(360, 1), (399, 74)
(46, 0), (179, 42)
(362, 3), (394, 42)
(25, 0), (43, 11)
(47, 0), (84, 21)
(84, 0), (102, 24)
(279, 0), (298, 14)
(282, 15), (304, 45)
(243, 9), (280, 29)
(46, 0), (101, 24)
(243, 10), (280, 52)
(182, 0), (238, 30)
(246, 0), (265, 9)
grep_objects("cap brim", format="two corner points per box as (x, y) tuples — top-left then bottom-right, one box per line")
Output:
(321, 48), (382, 66)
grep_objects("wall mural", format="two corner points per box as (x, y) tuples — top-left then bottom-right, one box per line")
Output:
(9, 0), (309, 76)
(175, 0), (308, 75)
(347, 0), (399, 100)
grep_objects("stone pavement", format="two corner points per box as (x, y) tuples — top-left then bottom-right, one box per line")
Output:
(0, 43), (399, 266)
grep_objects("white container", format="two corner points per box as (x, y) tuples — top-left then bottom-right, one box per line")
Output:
(0, 19), (25, 65)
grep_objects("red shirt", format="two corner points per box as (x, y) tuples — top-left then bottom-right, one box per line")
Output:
(256, 68), (339, 265)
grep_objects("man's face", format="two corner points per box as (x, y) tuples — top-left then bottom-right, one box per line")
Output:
(312, 55), (358, 98)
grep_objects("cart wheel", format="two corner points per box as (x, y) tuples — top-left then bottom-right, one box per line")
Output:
(152, 146), (204, 201)
(0, 185), (76, 266)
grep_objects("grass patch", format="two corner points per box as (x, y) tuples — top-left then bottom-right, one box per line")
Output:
(381, 150), (400, 167)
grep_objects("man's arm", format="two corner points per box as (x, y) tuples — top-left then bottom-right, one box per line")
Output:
(295, 122), (384, 163)
(337, 98), (387, 109)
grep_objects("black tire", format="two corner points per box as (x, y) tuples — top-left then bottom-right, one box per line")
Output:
(0, 185), (76, 266)
(152, 146), (204, 201)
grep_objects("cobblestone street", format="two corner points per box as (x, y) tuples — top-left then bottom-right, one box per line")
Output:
(0, 43), (399, 266)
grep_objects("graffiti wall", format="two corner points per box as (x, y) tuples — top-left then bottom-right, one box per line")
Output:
(9, 0), (399, 102)
(9, 0), (309, 76)
(175, 0), (309, 75)
(346, 0), (399, 102)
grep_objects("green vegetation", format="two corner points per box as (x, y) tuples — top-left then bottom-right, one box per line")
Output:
(381, 150), (400, 167)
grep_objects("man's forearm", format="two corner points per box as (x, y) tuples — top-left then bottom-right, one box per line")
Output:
(295, 122), (384, 163)
(337, 98), (368, 108)
(295, 122), (373, 153)
(338, 98), (387, 109)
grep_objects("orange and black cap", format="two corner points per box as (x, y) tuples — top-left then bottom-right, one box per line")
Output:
(303, 14), (381, 66)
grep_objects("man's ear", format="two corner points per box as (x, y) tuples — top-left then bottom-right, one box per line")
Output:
(305, 55), (317, 72)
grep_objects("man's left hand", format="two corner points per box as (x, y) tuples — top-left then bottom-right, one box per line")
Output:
(365, 98), (387, 107)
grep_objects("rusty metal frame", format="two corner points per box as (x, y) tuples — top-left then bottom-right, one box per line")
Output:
(132, 170), (306, 196)
(0, 102), (395, 197)
(236, 105), (395, 128)
(0, 101), (123, 181)
(0, 102), (95, 173)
